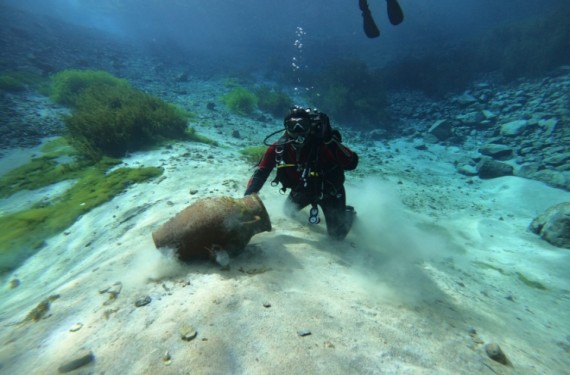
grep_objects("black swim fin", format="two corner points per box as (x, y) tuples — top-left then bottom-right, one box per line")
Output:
(386, 0), (404, 25)
(359, 0), (380, 38)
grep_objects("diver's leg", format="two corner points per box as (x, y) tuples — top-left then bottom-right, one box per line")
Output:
(359, 0), (380, 38)
(321, 187), (355, 240)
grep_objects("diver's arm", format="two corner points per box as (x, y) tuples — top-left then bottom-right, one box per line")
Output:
(244, 145), (276, 195)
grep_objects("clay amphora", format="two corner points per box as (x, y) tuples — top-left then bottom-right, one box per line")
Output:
(152, 194), (271, 260)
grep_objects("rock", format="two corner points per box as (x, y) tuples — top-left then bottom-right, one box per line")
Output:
(481, 110), (497, 121)
(297, 329), (312, 337)
(456, 111), (485, 126)
(9, 279), (20, 289)
(428, 119), (453, 141)
(538, 118), (558, 136)
(180, 325), (198, 341)
(543, 152), (570, 166)
(57, 350), (95, 373)
(529, 202), (570, 249)
(500, 119), (529, 136)
(69, 322), (83, 332)
(453, 93), (478, 106)
(162, 351), (172, 365)
(414, 142), (428, 151)
(477, 159), (514, 179)
(457, 163), (478, 176)
(532, 170), (569, 190)
(468, 327), (484, 345)
(485, 343), (511, 366)
(134, 295), (152, 307)
(479, 144), (513, 160)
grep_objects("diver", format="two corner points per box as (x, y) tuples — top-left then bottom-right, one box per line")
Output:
(360, 0), (404, 38)
(244, 106), (359, 240)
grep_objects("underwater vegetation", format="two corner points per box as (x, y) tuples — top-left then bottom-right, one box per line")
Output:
(50, 69), (129, 106)
(0, 138), (84, 198)
(254, 86), (293, 118)
(0, 70), (48, 94)
(473, 261), (548, 291)
(0, 138), (163, 274)
(239, 145), (267, 165)
(222, 87), (258, 116)
(307, 60), (390, 131)
(222, 84), (292, 118)
(50, 69), (195, 161)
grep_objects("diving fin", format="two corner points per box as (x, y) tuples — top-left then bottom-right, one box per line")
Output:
(386, 0), (404, 25)
(359, 0), (380, 38)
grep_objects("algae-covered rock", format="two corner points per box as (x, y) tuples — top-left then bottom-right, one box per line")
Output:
(529, 202), (570, 249)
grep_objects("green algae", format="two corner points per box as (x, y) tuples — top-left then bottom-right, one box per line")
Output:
(0, 157), (163, 274)
(516, 272), (547, 290)
(473, 261), (548, 291)
(0, 70), (48, 93)
(20, 294), (60, 324)
(40, 137), (76, 155)
(473, 261), (508, 275)
(239, 146), (266, 164)
(222, 87), (258, 116)
(49, 69), (194, 161)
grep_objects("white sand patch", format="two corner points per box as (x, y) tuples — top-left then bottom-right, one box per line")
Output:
(1, 138), (569, 375)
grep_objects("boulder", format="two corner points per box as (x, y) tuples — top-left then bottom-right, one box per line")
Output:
(428, 119), (453, 141)
(479, 144), (513, 160)
(453, 93), (478, 106)
(456, 111), (485, 126)
(500, 120), (528, 136)
(529, 202), (570, 249)
(477, 159), (514, 179)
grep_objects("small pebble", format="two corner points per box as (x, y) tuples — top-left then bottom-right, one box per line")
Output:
(180, 325), (198, 341)
(69, 323), (83, 332)
(9, 279), (20, 289)
(297, 329), (311, 337)
(58, 351), (94, 373)
(485, 342), (511, 366)
(162, 351), (172, 365)
(135, 295), (152, 307)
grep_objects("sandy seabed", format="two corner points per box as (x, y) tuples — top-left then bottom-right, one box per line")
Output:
(0, 135), (569, 375)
